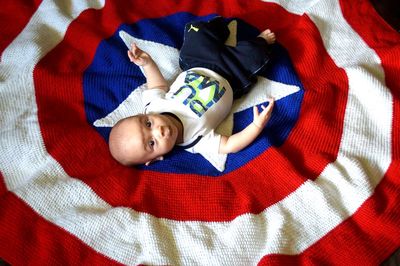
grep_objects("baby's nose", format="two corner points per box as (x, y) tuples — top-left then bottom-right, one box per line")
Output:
(155, 125), (167, 138)
(159, 126), (165, 137)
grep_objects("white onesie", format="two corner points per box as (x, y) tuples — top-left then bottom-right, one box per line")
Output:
(143, 67), (233, 171)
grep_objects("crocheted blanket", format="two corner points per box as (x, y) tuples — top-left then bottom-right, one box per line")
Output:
(1, 0), (399, 265)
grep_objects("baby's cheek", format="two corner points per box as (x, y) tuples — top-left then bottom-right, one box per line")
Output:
(158, 141), (173, 155)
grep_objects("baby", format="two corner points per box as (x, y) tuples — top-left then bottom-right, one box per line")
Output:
(109, 16), (276, 170)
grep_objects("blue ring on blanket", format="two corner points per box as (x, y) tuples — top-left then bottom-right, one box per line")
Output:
(83, 12), (304, 176)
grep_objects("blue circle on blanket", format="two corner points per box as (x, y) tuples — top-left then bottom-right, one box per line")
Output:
(83, 12), (304, 176)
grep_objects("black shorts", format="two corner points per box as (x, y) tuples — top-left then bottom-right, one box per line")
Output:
(179, 16), (272, 98)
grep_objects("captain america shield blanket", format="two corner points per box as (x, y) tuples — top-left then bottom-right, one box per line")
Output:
(1, 0), (399, 265)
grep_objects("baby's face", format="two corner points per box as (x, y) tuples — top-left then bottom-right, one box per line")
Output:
(122, 114), (179, 165)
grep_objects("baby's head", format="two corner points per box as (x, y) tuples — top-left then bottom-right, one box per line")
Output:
(109, 113), (179, 166)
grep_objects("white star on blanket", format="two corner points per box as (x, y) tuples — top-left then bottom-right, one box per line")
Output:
(94, 21), (300, 171)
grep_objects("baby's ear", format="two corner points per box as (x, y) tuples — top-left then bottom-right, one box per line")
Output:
(145, 156), (164, 166)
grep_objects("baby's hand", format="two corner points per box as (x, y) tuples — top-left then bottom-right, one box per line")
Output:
(252, 98), (274, 129)
(127, 43), (151, 66)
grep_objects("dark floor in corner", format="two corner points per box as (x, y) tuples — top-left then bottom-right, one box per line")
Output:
(370, 0), (400, 32)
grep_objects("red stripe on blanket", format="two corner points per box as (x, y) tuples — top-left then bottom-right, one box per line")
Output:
(0, 0), (42, 57)
(258, 161), (400, 266)
(0, 171), (7, 197)
(0, 192), (123, 265)
(34, 0), (347, 221)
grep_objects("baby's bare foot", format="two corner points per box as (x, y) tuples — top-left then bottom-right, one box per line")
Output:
(259, 29), (276, 44)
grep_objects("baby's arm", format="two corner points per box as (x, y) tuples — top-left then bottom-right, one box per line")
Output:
(128, 43), (168, 92)
(219, 99), (274, 154)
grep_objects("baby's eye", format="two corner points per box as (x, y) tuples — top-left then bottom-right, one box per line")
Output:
(149, 140), (155, 147)
(145, 120), (151, 128)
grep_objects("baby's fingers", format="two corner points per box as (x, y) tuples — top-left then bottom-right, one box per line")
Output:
(253, 105), (260, 118)
(128, 43), (141, 58)
(127, 50), (135, 61)
(130, 43), (139, 54)
(260, 101), (274, 116)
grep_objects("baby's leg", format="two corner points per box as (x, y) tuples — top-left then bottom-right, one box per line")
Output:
(258, 29), (276, 44)
(179, 17), (229, 71)
(184, 16), (229, 43)
(223, 30), (275, 97)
